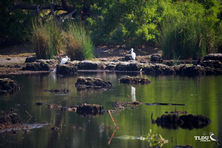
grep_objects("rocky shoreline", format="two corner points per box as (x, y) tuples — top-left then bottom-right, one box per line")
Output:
(0, 53), (222, 76)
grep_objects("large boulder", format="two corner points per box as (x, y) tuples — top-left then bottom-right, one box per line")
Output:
(115, 62), (143, 71)
(119, 76), (151, 84)
(150, 54), (163, 63)
(124, 54), (134, 61)
(22, 62), (50, 71)
(143, 64), (174, 75)
(201, 60), (222, 68)
(0, 78), (19, 95)
(56, 64), (77, 76)
(77, 61), (105, 70)
(104, 62), (117, 71)
(75, 77), (112, 90)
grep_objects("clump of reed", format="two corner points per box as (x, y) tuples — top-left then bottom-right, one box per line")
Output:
(32, 19), (94, 60)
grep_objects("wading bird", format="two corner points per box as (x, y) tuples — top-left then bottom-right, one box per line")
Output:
(131, 48), (136, 60)
(60, 56), (70, 64)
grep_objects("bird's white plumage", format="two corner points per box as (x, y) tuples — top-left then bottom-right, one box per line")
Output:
(131, 48), (136, 60)
(60, 56), (70, 64)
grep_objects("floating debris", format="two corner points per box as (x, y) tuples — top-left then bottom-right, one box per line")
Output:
(0, 78), (19, 95)
(152, 114), (210, 130)
(145, 102), (185, 106)
(43, 89), (69, 94)
(174, 145), (193, 148)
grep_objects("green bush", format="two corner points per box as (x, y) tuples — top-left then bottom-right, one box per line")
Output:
(159, 2), (217, 59)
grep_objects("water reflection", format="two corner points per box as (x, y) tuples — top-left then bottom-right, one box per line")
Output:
(131, 86), (136, 102)
(0, 74), (221, 148)
(152, 114), (210, 130)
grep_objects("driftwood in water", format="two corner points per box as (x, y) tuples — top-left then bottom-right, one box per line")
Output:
(0, 111), (47, 133)
(146, 102), (185, 106)
(152, 114), (210, 130)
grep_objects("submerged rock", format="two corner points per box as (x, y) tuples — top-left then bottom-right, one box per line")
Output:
(75, 77), (112, 90)
(174, 64), (205, 76)
(152, 114), (210, 130)
(56, 64), (77, 75)
(22, 62), (50, 71)
(0, 78), (19, 95)
(119, 76), (151, 84)
(76, 103), (104, 116)
(143, 64), (174, 75)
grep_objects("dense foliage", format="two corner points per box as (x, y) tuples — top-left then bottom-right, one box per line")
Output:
(0, 0), (222, 59)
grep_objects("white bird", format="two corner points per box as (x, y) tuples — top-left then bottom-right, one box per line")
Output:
(60, 56), (70, 64)
(131, 48), (136, 60)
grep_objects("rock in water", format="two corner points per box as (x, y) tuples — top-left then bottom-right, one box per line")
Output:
(119, 76), (151, 84)
(75, 77), (112, 90)
(76, 104), (104, 115)
(22, 62), (50, 71)
(56, 64), (77, 76)
(150, 54), (162, 63)
(0, 78), (19, 95)
(25, 56), (37, 63)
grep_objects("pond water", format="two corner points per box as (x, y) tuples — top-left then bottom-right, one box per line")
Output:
(0, 73), (222, 148)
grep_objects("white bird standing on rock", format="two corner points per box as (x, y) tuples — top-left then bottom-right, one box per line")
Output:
(131, 48), (136, 60)
(60, 56), (70, 64)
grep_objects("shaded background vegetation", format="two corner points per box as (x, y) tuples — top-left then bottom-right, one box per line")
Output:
(0, 0), (222, 59)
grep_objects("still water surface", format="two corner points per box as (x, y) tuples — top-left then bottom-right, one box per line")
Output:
(0, 73), (222, 148)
